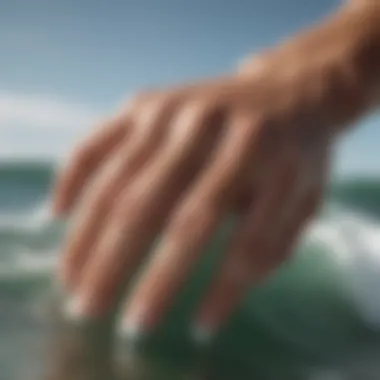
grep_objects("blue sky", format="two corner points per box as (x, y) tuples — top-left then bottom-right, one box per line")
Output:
(0, 0), (378, 177)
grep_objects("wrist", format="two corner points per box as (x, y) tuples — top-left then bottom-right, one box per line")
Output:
(237, 1), (380, 130)
(239, 1), (380, 77)
(342, 0), (380, 97)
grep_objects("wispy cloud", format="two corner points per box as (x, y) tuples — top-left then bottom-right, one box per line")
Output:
(0, 92), (98, 131)
(0, 92), (102, 160)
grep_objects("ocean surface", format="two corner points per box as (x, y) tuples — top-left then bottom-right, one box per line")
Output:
(2, 161), (380, 380)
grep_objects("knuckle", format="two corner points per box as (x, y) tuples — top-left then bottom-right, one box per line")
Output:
(184, 97), (209, 114)
(237, 50), (274, 77)
(180, 98), (223, 135)
(130, 91), (152, 106)
(137, 93), (177, 126)
(166, 99), (212, 143)
(186, 97), (216, 119)
(153, 92), (178, 109)
(122, 91), (155, 114)
(70, 142), (94, 169)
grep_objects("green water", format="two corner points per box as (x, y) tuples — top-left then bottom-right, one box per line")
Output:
(2, 163), (380, 379)
(47, 219), (375, 380)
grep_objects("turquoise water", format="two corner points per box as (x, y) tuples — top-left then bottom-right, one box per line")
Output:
(1, 162), (380, 379)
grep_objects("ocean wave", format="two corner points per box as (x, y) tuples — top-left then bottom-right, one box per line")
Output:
(0, 201), (52, 233)
(1, 198), (380, 330)
(0, 248), (57, 281)
(2, 162), (380, 336)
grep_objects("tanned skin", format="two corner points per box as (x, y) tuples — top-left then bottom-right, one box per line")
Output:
(51, 0), (380, 339)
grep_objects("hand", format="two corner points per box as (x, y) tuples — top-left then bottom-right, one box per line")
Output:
(53, 22), (359, 338)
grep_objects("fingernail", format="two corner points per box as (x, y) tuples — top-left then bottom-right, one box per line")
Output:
(118, 318), (145, 343)
(63, 295), (86, 322)
(191, 322), (215, 346)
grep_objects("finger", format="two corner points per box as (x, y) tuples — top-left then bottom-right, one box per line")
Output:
(66, 102), (224, 320)
(121, 112), (258, 334)
(51, 77), (247, 216)
(191, 148), (298, 339)
(197, 188), (323, 341)
(194, 151), (327, 338)
(52, 92), (160, 216)
(267, 145), (328, 261)
(59, 96), (176, 290)
(52, 113), (129, 216)
(270, 186), (323, 262)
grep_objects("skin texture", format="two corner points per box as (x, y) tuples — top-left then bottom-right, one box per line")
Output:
(52, 0), (380, 337)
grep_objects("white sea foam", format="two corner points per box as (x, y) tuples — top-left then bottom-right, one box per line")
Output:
(307, 207), (380, 330)
(0, 202), (53, 236)
(2, 199), (380, 329)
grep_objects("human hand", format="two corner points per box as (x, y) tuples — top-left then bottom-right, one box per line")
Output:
(52, 7), (368, 338)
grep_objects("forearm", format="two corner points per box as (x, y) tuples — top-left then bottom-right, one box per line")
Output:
(237, 0), (380, 131)
(343, 0), (380, 100)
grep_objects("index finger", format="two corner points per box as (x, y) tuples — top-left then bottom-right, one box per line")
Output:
(52, 113), (130, 216)
(121, 113), (257, 335)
